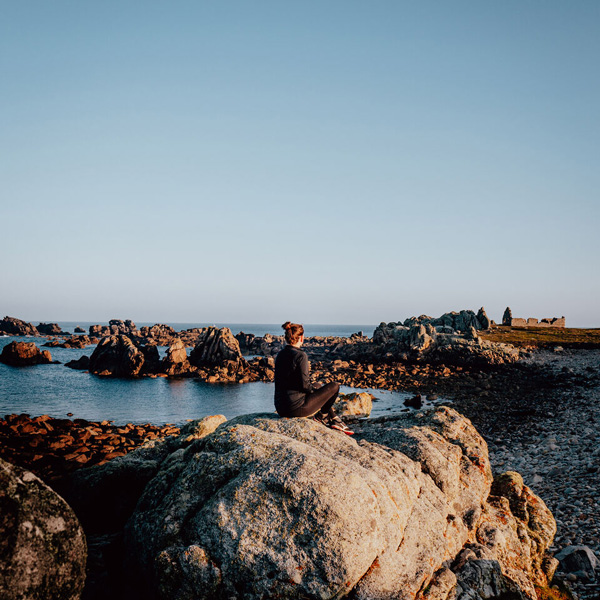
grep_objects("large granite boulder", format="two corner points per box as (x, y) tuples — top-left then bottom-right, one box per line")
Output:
(88, 335), (145, 377)
(0, 341), (53, 366)
(121, 407), (555, 600)
(0, 316), (39, 336)
(0, 458), (87, 600)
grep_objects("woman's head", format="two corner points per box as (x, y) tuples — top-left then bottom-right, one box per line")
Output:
(282, 321), (304, 345)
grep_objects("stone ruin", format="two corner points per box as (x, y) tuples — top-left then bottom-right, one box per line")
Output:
(502, 307), (565, 328)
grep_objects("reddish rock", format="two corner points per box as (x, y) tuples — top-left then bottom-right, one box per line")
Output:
(0, 316), (39, 336)
(36, 322), (63, 335)
(0, 342), (53, 366)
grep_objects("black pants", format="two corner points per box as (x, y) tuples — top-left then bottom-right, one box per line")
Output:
(279, 382), (340, 418)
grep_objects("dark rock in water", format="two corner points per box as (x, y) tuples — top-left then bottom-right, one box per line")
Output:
(0, 458), (87, 600)
(140, 344), (161, 374)
(37, 322), (63, 335)
(0, 316), (39, 336)
(189, 326), (246, 368)
(0, 341), (53, 366)
(88, 335), (145, 377)
(404, 393), (423, 409)
(66, 355), (91, 370)
(74, 326), (86, 333)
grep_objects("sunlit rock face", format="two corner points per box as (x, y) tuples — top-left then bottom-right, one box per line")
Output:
(122, 407), (555, 600)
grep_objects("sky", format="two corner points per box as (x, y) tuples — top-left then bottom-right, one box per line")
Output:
(1, 1), (598, 327)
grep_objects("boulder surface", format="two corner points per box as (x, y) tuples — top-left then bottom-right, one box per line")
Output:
(0, 341), (53, 366)
(0, 458), (87, 600)
(122, 407), (555, 600)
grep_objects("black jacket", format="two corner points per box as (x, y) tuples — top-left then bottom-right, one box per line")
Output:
(274, 345), (313, 413)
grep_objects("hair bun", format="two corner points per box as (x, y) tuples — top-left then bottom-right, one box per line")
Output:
(282, 321), (292, 331)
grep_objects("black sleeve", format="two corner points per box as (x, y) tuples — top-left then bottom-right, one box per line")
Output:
(298, 351), (313, 394)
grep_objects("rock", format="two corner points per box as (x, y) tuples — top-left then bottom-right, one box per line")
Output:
(0, 341), (53, 366)
(161, 339), (192, 377)
(88, 335), (145, 377)
(477, 307), (491, 330)
(189, 327), (248, 381)
(0, 316), (39, 336)
(502, 307), (513, 326)
(37, 322), (63, 335)
(555, 545), (598, 577)
(335, 392), (373, 418)
(0, 458), (87, 600)
(89, 319), (137, 338)
(370, 312), (520, 367)
(65, 355), (91, 370)
(74, 326), (86, 333)
(405, 393), (423, 409)
(120, 407), (554, 600)
(140, 345), (161, 374)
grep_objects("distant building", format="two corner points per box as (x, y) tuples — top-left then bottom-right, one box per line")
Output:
(502, 307), (565, 328)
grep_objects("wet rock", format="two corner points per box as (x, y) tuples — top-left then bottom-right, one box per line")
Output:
(0, 316), (39, 336)
(0, 458), (87, 600)
(0, 341), (53, 366)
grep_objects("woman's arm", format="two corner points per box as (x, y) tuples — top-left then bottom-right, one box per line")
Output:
(298, 352), (313, 394)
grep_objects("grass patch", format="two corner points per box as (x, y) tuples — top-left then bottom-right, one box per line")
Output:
(479, 326), (600, 349)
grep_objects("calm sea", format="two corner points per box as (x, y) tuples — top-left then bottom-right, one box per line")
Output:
(0, 323), (436, 425)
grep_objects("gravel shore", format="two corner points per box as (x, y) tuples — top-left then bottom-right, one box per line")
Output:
(449, 349), (600, 600)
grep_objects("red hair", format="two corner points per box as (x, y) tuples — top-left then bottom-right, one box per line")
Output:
(282, 321), (304, 345)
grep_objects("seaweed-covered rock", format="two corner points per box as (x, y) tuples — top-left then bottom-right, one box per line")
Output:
(0, 458), (87, 600)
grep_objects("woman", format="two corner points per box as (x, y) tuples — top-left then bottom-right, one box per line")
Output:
(274, 321), (353, 435)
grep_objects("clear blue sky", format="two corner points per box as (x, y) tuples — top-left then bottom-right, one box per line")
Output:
(1, 1), (598, 326)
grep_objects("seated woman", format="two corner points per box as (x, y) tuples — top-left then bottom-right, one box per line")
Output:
(274, 321), (353, 435)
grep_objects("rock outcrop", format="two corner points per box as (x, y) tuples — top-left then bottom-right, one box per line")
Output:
(161, 339), (193, 377)
(113, 407), (556, 600)
(188, 327), (248, 381)
(0, 458), (87, 600)
(88, 335), (146, 377)
(0, 316), (39, 336)
(37, 322), (63, 335)
(89, 319), (138, 338)
(0, 341), (53, 366)
(371, 314), (519, 366)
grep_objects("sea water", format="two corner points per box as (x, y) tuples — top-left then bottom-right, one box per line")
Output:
(0, 324), (438, 425)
